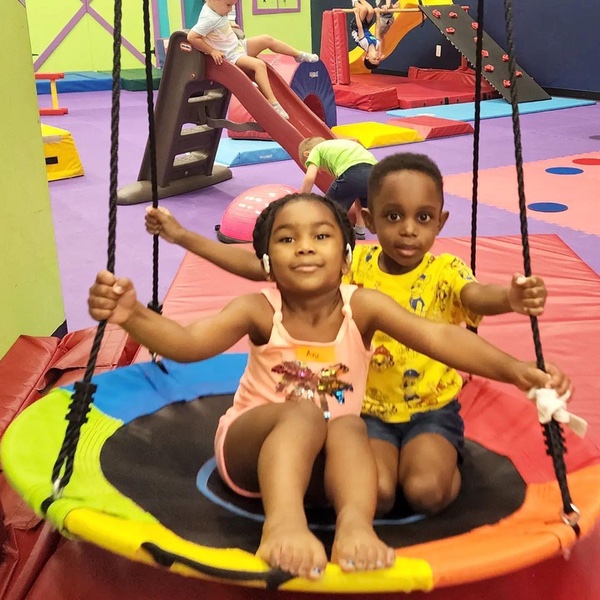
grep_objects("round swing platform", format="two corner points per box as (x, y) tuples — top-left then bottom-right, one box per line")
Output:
(3, 351), (600, 596)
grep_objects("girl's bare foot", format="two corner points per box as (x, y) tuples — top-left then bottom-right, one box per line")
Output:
(257, 517), (328, 580)
(331, 510), (396, 572)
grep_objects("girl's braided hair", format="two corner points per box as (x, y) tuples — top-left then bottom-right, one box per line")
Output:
(252, 193), (356, 259)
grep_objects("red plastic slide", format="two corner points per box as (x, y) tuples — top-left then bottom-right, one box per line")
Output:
(203, 59), (335, 193)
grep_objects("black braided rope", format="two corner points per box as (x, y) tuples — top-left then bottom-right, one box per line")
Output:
(42, 0), (123, 514)
(467, 0), (485, 336)
(142, 0), (162, 316)
(502, 0), (577, 530)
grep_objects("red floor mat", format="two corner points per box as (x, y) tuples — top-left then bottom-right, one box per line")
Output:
(334, 73), (497, 111)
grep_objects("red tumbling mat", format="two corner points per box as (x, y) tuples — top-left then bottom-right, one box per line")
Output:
(408, 66), (496, 95)
(334, 73), (493, 111)
(334, 77), (400, 112)
(320, 10), (350, 85)
(138, 234), (600, 449)
(387, 115), (474, 139)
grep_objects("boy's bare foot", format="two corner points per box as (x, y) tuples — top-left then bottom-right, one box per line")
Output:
(257, 517), (327, 580)
(331, 510), (396, 572)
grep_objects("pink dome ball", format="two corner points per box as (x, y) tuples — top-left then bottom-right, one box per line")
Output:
(217, 184), (298, 243)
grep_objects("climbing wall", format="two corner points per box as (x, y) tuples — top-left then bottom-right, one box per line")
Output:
(420, 4), (550, 103)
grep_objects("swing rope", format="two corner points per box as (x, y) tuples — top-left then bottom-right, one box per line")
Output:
(42, 0), (162, 513)
(142, 0), (162, 316)
(467, 0), (485, 336)
(502, 0), (579, 532)
(470, 0), (485, 279)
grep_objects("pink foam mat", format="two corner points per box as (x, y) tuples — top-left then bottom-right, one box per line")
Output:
(444, 152), (600, 235)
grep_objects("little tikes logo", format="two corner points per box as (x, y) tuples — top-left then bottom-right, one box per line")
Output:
(179, 42), (192, 52)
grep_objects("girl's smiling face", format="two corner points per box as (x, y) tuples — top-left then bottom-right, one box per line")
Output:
(267, 199), (348, 293)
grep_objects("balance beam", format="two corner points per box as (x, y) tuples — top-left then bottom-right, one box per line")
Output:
(35, 73), (69, 116)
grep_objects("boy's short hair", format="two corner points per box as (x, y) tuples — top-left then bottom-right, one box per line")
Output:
(363, 58), (378, 70)
(298, 137), (326, 164)
(368, 153), (444, 210)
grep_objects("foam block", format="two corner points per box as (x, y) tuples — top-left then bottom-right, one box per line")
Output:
(41, 124), (84, 182)
(320, 10), (351, 85)
(333, 81), (400, 112)
(215, 138), (290, 167)
(118, 68), (162, 92)
(387, 116), (474, 139)
(332, 122), (422, 149)
(36, 72), (113, 94)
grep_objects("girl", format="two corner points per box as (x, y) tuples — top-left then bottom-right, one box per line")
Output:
(91, 193), (570, 581)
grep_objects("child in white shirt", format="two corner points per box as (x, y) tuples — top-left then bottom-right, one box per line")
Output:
(188, 0), (319, 120)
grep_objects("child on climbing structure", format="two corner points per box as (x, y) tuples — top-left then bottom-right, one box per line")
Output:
(145, 153), (557, 520)
(298, 136), (377, 239)
(349, 0), (384, 70)
(187, 0), (319, 120)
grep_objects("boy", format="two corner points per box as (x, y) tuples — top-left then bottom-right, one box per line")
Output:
(188, 0), (319, 120)
(335, 1), (384, 70)
(346, 153), (548, 515)
(299, 136), (378, 239)
(351, 0), (384, 70)
(145, 152), (548, 516)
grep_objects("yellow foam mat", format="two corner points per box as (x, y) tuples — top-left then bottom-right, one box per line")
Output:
(333, 122), (423, 149)
(41, 124), (84, 182)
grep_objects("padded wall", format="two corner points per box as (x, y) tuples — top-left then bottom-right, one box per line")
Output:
(0, 0), (65, 360)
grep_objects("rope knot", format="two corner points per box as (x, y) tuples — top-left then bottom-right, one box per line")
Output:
(527, 387), (587, 438)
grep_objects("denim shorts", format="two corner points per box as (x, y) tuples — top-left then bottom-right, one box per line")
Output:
(362, 400), (465, 456)
(326, 163), (373, 211)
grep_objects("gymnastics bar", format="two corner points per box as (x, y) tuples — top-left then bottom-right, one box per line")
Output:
(332, 7), (422, 13)
(35, 73), (69, 116)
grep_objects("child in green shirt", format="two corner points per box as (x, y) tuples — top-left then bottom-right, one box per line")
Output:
(299, 137), (378, 239)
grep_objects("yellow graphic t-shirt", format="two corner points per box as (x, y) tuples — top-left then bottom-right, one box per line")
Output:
(344, 245), (482, 423)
